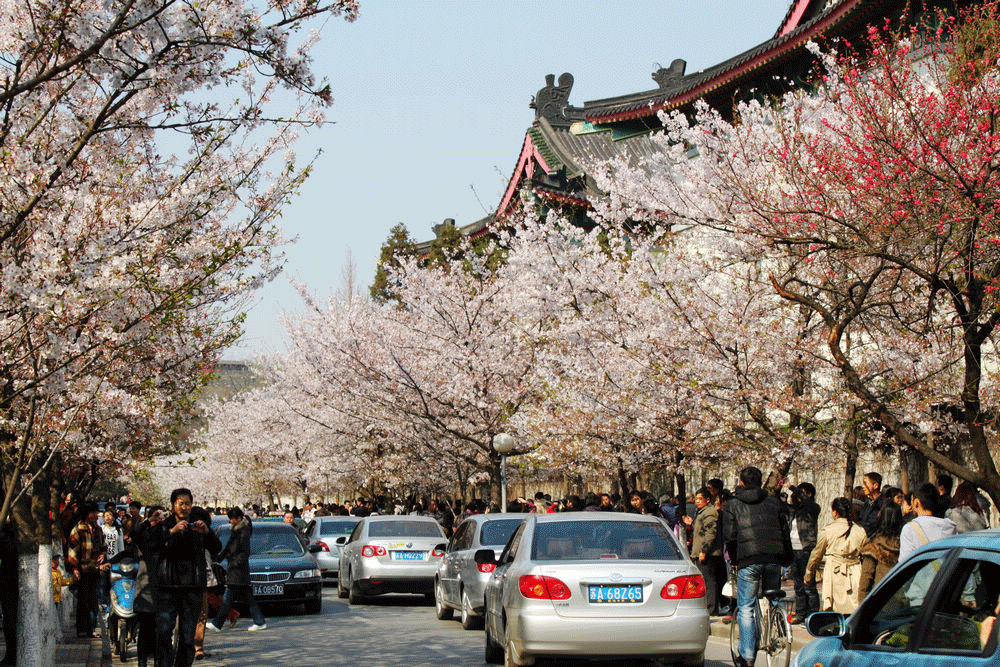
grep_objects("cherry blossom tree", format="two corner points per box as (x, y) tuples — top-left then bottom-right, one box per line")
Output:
(597, 7), (1000, 503)
(0, 1), (359, 661)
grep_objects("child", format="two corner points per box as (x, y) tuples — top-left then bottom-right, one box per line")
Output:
(51, 554), (73, 609)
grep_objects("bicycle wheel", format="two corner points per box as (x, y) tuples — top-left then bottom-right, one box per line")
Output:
(763, 605), (792, 667)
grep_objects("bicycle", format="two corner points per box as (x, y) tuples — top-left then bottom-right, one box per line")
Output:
(729, 587), (792, 667)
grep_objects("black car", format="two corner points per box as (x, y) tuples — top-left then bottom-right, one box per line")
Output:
(215, 521), (323, 614)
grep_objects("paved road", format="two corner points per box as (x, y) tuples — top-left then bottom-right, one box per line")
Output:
(112, 584), (795, 666)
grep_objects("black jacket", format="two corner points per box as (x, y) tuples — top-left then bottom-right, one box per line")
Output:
(218, 519), (252, 587)
(722, 486), (791, 568)
(858, 495), (885, 537)
(790, 498), (820, 551)
(148, 514), (221, 589)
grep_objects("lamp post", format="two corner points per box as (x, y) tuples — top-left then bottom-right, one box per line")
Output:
(493, 433), (516, 511)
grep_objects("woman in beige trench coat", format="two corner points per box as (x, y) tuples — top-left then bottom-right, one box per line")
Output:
(804, 497), (867, 614)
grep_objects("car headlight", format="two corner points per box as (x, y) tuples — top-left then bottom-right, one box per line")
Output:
(293, 568), (321, 579)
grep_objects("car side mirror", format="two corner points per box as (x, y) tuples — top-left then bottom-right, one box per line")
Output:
(335, 536), (347, 545)
(806, 611), (847, 639)
(435, 543), (447, 553)
(307, 544), (322, 553)
(474, 549), (496, 566)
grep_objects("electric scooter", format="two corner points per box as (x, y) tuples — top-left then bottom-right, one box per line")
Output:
(107, 554), (138, 663)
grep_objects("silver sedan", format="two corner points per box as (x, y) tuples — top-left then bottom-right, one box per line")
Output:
(480, 512), (710, 666)
(302, 516), (361, 580)
(336, 515), (447, 603)
(434, 513), (525, 630)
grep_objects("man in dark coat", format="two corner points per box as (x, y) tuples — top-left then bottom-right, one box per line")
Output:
(131, 505), (166, 667)
(722, 467), (791, 667)
(205, 507), (267, 632)
(788, 482), (820, 623)
(147, 488), (221, 667)
(858, 472), (885, 536)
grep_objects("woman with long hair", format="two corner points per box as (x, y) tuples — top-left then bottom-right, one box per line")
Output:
(858, 502), (903, 599)
(947, 481), (990, 533)
(804, 497), (867, 613)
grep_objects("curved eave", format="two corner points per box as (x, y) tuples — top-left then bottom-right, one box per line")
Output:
(533, 187), (589, 209)
(496, 132), (554, 219)
(585, 0), (867, 125)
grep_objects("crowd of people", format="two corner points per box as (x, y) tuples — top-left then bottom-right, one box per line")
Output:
(0, 468), (992, 666)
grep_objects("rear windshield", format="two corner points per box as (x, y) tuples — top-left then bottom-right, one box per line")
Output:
(319, 520), (360, 536)
(479, 519), (522, 547)
(530, 520), (681, 561)
(367, 521), (444, 538)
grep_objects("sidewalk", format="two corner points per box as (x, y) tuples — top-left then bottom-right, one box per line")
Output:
(54, 626), (109, 667)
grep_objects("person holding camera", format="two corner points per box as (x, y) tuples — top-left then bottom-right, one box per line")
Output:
(787, 483), (820, 623)
(146, 488), (221, 667)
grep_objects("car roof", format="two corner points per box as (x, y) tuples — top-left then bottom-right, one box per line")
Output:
(462, 513), (527, 523)
(531, 511), (661, 524)
(314, 515), (360, 521)
(911, 528), (1000, 553)
(362, 515), (440, 523)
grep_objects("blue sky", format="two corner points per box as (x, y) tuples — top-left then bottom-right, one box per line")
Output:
(227, 0), (792, 359)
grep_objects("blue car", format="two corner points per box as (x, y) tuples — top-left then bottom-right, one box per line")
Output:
(796, 529), (1000, 666)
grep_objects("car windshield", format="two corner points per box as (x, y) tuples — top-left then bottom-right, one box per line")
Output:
(530, 520), (681, 561)
(479, 519), (522, 547)
(367, 521), (443, 538)
(251, 530), (304, 556)
(319, 520), (360, 536)
(217, 527), (304, 556)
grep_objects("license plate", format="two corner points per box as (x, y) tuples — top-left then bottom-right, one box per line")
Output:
(390, 550), (425, 561)
(253, 583), (284, 596)
(588, 584), (643, 603)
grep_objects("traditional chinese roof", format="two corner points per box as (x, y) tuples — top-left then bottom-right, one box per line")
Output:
(417, 0), (926, 245)
(582, 0), (899, 125)
(495, 116), (662, 219)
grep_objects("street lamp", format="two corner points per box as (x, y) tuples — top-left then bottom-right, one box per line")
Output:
(493, 433), (516, 512)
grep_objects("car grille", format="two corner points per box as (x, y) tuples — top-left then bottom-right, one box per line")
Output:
(250, 571), (290, 583)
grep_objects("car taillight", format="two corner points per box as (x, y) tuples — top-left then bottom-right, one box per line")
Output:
(431, 547), (445, 558)
(477, 563), (496, 573)
(361, 545), (387, 558)
(660, 575), (706, 599)
(316, 541), (330, 552)
(518, 575), (571, 600)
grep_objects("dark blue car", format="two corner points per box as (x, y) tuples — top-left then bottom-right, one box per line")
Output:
(797, 529), (1000, 666)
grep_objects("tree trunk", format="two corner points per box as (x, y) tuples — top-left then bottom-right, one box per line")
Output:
(674, 451), (687, 520)
(17, 546), (40, 666)
(38, 542), (55, 665)
(617, 460), (630, 498)
(844, 408), (859, 497)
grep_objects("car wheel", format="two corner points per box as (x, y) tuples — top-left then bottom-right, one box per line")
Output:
(484, 622), (503, 664)
(337, 575), (348, 599)
(304, 598), (322, 614)
(435, 581), (453, 620)
(504, 635), (533, 667)
(348, 574), (365, 605)
(460, 590), (482, 630)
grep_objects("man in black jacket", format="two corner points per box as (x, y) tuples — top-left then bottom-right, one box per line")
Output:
(722, 467), (791, 667)
(787, 483), (820, 623)
(858, 472), (884, 536)
(148, 488), (221, 667)
(205, 507), (267, 632)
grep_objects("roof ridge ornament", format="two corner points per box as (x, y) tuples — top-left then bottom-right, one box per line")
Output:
(531, 73), (574, 126)
(652, 59), (687, 89)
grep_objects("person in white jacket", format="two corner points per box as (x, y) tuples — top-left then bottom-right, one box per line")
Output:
(945, 481), (990, 534)
(899, 483), (957, 608)
(900, 483), (957, 561)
